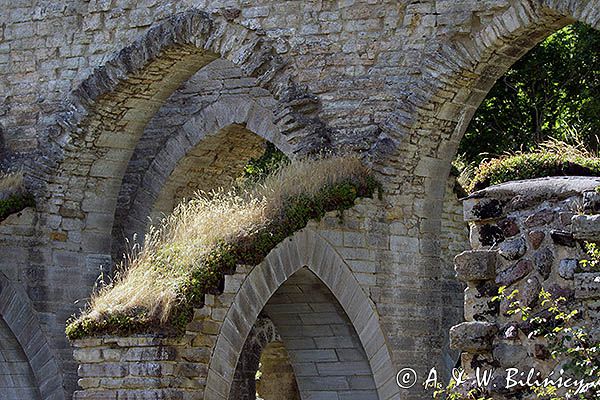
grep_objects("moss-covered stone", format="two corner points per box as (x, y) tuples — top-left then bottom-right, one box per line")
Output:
(470, 152), (600, 192)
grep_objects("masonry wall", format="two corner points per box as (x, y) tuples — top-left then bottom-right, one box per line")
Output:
(451, 177), (600, 398)
(71, 228), (397, 400)
(1, 1), (598, 398)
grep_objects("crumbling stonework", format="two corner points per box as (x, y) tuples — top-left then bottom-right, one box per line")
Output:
(0, 1), (598, 399)
(451, 177), (600, 398)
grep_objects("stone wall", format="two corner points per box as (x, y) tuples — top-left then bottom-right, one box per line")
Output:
(72, 227), (397, 400)
(451, 177), (600, 398)
(1, 1), (599, 398)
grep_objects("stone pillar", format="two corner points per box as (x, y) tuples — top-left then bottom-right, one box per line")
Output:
(450, 177), (600, 397)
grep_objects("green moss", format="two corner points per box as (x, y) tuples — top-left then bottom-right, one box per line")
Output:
(0, 192), (35, 221)
(469, 152), (600, 192)
(66, 176), (380, 340)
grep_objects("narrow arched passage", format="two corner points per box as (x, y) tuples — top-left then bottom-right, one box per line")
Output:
(205, 228), (399, 400)
(0, 273), (65, 400)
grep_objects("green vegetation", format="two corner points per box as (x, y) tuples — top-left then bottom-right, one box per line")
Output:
(0, 171), (35, 221)
(241, 142), (289, 184)
(579, 242), (600, 273)
(498, 287), (599, 399)
(456, 22), (600, 191)
(459, 22), (600, 167)
(467, 142), (600, 191)
(0, 193), (35, 221)
(66, 156), (379, 340)
(435, 287), (600, 399)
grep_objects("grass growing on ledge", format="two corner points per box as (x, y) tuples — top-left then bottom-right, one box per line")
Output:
(468, 140), (600, 192)
(66, 156), (379, 340)
(0, 171), (35, 221)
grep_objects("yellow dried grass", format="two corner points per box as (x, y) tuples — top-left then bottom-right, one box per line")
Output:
(85, 155), (369, 323)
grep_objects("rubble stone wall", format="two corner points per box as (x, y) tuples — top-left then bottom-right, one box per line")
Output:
(451, 177), (600, 397)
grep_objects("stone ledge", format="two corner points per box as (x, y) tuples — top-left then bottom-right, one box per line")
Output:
(454, 250), (497, 282)
(575, 273), (600, 300)
(464, 177), (600, 221)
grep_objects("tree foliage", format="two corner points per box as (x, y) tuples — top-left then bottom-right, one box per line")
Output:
(459, 22), (600, 166)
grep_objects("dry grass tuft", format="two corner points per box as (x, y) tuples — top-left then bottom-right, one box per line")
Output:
(0, 170), (25, 200)
(84, 155), (371, 325)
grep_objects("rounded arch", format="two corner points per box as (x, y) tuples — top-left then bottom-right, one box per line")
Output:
(0, 273), (65, 400)
(205, 228), (399, 400)
(111, 94), (290, 257)
(35, 7), (328, 265)
(412, 0), (600, 221)
(375, 0), (599, 172)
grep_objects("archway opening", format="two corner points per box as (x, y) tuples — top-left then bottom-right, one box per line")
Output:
(453, 21), (600, 190)
(0, 318), (41, 400)
(256, 341), (300, 400)
(230, 317), (300, 400)
(229, 268), (378, 400)
(420, 9), (600, 393)
(411, 9), (600, 383)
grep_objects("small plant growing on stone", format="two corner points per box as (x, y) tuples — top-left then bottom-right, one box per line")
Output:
(435, 286), (599, 399)
(498, 287), (599, 399)
(432, 380), (493, 400)
(579, 242), (600, 272)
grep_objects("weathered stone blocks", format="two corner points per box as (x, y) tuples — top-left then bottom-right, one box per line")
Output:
(572, 214), (600, 242)
(454, 250), (496, 282)
(451, 177), (600, 398)
(449, 321), (498, 352)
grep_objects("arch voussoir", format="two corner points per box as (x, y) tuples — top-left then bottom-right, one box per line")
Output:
(0, 274), (65, 400)
(205, 228), (398, 399)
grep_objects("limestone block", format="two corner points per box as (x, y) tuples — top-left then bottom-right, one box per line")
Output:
(454, 250), (497, 282)
(498, 236), (526, 260)
(450, 321), (498, 353)
(496, 259), (532, 287)
(558, 259), (577, 280)
(575, 273), (600, 300)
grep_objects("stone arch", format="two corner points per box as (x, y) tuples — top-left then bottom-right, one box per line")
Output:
(409, 0), (600, 225)
(42, 8), (327, 185)
(406, 0), (599, 175)
(205, 228), (399, 400)
(375, 0), (599, 172)
(31, 8), (334, 297)
(372, 3), (600, 377)
(112, 94), (289, 257)
(0, 273), (65, 400)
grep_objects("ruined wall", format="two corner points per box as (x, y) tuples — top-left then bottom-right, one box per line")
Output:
(0, 1), (599, 398)
(451, 177), (600, 398)
(72, 228), (397, 400)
